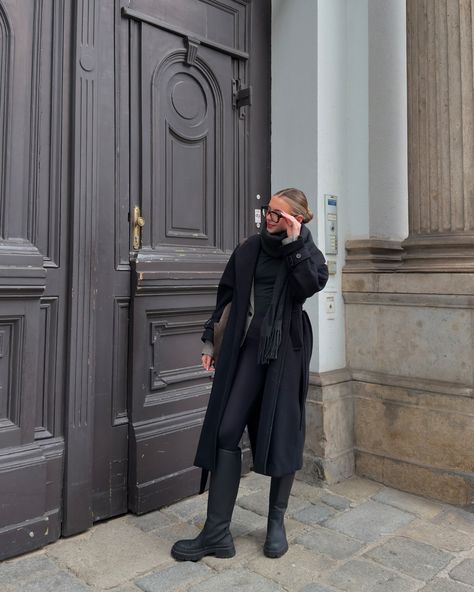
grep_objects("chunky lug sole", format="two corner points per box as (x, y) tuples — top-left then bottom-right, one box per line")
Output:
(171, 542), (236, 562)
(263, 542), (288, 559)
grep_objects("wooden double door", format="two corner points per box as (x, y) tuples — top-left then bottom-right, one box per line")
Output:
(0, 0), (269, 560)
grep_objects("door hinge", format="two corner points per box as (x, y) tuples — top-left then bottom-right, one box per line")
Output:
(233, 80), (252, 111)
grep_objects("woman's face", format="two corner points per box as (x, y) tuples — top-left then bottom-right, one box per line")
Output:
(265, 195), (302, 234)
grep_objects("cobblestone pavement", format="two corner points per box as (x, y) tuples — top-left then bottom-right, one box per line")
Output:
(1, 474), (473, 592)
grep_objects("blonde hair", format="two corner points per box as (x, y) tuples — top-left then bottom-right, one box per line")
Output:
(274, 188), (314, 223)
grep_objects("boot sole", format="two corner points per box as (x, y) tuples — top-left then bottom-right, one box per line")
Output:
(263, 544), (288, 559)
(171, 544), (235, 562)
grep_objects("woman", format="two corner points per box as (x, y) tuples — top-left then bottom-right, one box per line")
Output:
(171, 188), (329, 562)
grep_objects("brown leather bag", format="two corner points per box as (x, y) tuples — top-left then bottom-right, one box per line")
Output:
(213, 302), (231, 365)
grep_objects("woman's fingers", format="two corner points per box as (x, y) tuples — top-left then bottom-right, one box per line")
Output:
(280, 211), (301, 237)
(280, 211), (295, 222)
(201, 354), (214, 371)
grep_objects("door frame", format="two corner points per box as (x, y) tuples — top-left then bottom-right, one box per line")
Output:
(62, 0), (100, 537)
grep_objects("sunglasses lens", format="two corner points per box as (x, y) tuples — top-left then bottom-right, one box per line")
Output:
(262, 207), (281, 223)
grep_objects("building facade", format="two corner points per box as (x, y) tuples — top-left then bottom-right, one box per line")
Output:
(0, 0), (472, 561)
(274, 0), (473, 509)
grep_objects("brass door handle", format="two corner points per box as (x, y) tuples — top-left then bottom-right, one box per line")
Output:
(132, 206), (145, 250)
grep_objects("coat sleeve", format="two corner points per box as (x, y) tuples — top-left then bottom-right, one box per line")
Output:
(201, 246), (238, 344)
(280, 236), (329, 301)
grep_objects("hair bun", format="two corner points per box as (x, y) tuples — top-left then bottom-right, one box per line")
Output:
(305, 208), (314, 223)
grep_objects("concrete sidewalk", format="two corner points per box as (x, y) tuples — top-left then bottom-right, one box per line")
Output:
(1, 473), (474, 592)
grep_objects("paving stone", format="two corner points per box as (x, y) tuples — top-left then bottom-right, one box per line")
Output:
(19, 571), (92, 592)
(322, 500), (415, 542)
(46, 518), (173, 589)
(400, 518), (474, 552)
(450, 560), (474, 587)
(187, 567), (284, 591)
(299, 586), (337, 592)
(248, 544), (336, 590)
(373, 488), (445, 520)
(296, 525), (365, 560)
(420, 577), (474, 591)
(292, 502), (337, 526)
(151, 521), (201, 544)
(319, 492), (352, 511)
(326, 476), (384, 503)
(135, 562), (212, 592)
(202, 534), (262, 572)
(128, 510), (177, 532)
(0, 555), (59, 585)
(191, 505), (267, 538)
(109, 585), (143, 592)
(364, 537), (454, 580)
(240, 472), (270, 492)
(162, 495), (209, 522)
(237, 490), (310, 517)
(322, 558), (421, 592)
(291, 480), (326, 504)
(280, 516), (310, 541)
(433, 510), (474, 536)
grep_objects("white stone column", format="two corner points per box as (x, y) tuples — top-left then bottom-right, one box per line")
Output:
(345, 0), (409, 272)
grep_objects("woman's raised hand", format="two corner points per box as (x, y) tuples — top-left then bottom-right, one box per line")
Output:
(202, 354), (215, 371)
(279, 211), (301, 238)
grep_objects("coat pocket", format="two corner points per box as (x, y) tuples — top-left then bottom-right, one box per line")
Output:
(290, 308), (303, 350)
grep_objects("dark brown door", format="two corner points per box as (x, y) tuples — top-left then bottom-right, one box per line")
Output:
(0, 0), (269, 560)
(0, 0), (72, 558)
(123, 0), (270, 513)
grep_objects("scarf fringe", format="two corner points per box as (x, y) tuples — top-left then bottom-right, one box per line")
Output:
(258, 322), (282, 365)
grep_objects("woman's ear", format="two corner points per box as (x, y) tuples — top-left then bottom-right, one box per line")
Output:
(295, 214), (304, 223)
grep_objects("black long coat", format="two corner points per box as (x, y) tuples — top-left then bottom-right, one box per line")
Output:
(195, 226), (328, 478)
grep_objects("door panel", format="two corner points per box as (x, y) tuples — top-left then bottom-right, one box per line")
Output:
(139, 24), (236, 253)
(0, 0), (71, 559)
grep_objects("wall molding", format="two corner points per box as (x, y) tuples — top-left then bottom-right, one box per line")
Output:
(309, 368), (352, 387)
(344, 239), (403, 273)
(343, 291), (474, 309)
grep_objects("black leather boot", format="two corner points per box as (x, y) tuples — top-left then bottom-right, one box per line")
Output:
(263, 473), (295, 558)
(171, 448), (241, 561)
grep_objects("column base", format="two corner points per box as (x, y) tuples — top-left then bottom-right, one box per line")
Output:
(300, 370), (354, 486)
(344, 239), (403, 273)
(401, 233), (474, 272)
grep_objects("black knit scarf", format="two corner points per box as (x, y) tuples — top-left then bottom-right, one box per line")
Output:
(257, 224), (294, 364)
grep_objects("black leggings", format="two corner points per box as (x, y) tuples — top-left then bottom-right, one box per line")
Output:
(217, 319), (268, 450)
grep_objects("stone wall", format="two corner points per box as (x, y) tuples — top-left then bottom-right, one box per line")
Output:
(342, 271), (474, 507)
